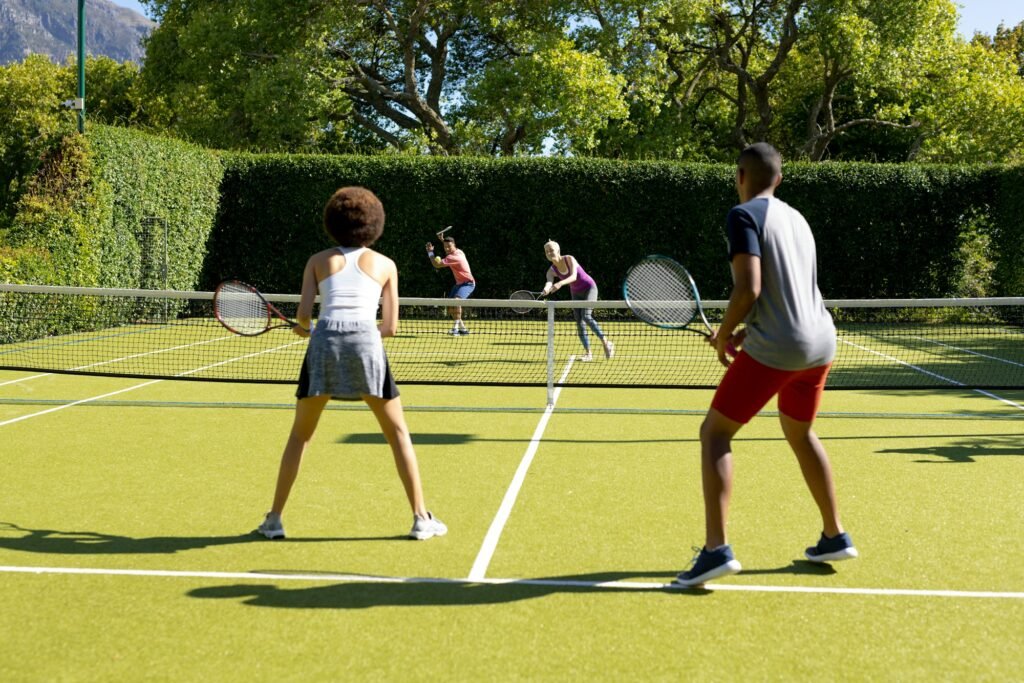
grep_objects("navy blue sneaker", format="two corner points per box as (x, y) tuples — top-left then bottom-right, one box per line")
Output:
(674, 545), (742, 587)
(805, 531), (858, 563)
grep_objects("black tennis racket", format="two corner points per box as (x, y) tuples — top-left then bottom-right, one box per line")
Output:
(213, 280), (306, 336)
(622, 255), (737, 355)
(509, 289), (546, 314)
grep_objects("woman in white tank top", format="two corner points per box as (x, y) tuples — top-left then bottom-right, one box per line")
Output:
(256, 187), (446, 542)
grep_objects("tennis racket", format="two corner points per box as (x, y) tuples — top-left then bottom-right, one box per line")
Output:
(436, 225), (453, 240)
(509, 289), (546, 314)
(213, 280), (306, 336)
(622, 255), (736, 355)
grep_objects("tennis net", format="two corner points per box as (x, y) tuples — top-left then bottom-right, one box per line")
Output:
(1, 284), (1022, 394)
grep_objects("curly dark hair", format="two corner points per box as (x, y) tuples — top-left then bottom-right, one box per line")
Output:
(322, 186), (385, 247)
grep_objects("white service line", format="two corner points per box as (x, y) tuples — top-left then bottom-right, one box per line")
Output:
(0, 339), (303, 427)
(0, 333), (238, 388)
(840, 338), (1024, 411)
(0, 380), (162, 426)
(467, 357), (577, 581)
(913, 336), (1024, 368)
(0, 373), (51, 387)
(0, 565), (1020, 600)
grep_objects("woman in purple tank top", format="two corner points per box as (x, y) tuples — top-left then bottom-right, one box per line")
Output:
(541, 240), (614, 362)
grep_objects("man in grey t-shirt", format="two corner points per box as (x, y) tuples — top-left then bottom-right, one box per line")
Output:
(675, 143), (858, 587)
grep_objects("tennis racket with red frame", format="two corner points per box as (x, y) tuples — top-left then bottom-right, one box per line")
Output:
(622, 255), (737, 355)
(213, 280), (306, 336)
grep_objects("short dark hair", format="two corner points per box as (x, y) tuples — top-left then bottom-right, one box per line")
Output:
(322, 186), (385, 247)
(736, 142), (782, 193)
(443, 237), (455, 247)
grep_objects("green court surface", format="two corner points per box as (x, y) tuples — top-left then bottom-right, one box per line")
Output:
(1, 370), (1022, 680)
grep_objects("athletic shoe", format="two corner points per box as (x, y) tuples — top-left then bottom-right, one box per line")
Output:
(805, 531), (859, 563)
(458, 328), (471, 335)
(256, 512), (285, 540)
(674, 545), (742, 587)
(409, 512), (448, 540)
(603, 340), (615, 359)
(448, 328), (460, 336)
(580, 352), (593, 362)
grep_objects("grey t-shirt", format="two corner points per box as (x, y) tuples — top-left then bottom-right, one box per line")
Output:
(726, 196), (836, 370)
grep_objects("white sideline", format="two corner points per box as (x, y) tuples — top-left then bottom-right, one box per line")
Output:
(0, 339), (303, 427)
(467, 357), (577, 581)
(0, 565), (1020, 600)
(839, 338), (1024, 411)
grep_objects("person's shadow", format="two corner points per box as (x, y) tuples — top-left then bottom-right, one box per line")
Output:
(187, 562), (837, 609)
(0, 522), (401, 555)
(188, 570), (706, 607)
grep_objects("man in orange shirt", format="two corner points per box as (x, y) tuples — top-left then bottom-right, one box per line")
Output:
(426, 237), (476, 335)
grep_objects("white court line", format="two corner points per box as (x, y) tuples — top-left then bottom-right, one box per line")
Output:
(0, 565), (1020, 600)
(0, 373), (51, 387)
(913, 336), (1024, 368)
(840, 338), (1024, 411)
(0, 380), (163, 426)
(467, 357), (577, 581)
(0, 340), (303, 427)
(0, 332), (262, 387)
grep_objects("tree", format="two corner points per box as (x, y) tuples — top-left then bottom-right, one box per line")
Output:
(0, 56), (74, 223)
(140, 0), (620, 155)
(459, 37), (627, 155)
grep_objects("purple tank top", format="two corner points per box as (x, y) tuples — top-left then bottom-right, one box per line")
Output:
(550, 258), (596, 294)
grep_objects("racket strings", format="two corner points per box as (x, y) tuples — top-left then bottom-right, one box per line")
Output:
(215, 282), (270, 334)
(625, 260), (699, 326)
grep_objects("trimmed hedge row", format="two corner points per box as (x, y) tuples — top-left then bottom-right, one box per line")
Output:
(4, 125), (222, 290)
(208, 155), (1022, 300)
(6, 127), (1021, 301)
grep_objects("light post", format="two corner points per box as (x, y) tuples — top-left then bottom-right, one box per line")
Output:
(76, 0), (86, 132)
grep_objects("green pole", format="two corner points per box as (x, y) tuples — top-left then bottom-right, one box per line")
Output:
(77, 0), (86, 133)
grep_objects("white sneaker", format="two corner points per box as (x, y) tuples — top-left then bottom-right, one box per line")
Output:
(580, 352), (593, 362)
(256, 512), (285, 539)
(603, 340), (615, 359)
(409, 512), (448, 540)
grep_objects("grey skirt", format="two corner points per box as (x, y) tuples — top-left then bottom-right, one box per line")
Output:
(296, 320), (399, 401)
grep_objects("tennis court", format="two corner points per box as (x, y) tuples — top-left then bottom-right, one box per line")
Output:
(1, 291), (1023, 680)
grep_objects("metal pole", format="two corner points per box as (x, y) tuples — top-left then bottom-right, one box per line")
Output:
(77, 0), (86, 133)
(546, 301), (555, 406)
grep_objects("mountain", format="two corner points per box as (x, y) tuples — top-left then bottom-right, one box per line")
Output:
(0, 0), (154, 65)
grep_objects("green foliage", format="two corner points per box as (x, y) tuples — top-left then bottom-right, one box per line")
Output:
(0, 55), (76, 222)
(3, 134), (109, 285)
(206, 155), (1019, 299)
(85, 126), (224, 290)
(4, 126), (223, 290)
(991, 165), (1024, 296)
(0, 55), (157, 231)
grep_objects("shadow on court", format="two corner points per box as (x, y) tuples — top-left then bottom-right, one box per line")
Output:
(341, 433), (694, 446)
(877, 435), (1024, 463)
(732, 560), (836, 577)
(0, 522), (402, 555)
(187, 571), (715, 608)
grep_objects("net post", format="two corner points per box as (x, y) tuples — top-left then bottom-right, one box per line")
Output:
(546, 301), (555, 405)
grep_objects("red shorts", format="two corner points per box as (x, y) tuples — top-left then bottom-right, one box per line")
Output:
(711, 351), (831, 424)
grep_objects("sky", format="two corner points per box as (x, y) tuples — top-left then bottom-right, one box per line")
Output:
(108, 0), (1023, 37)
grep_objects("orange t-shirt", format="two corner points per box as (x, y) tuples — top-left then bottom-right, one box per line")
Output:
(442, 249), (474, 284)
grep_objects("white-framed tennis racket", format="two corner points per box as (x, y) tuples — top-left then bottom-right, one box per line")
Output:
(622, 255), (736, 354)
(213, 280), (306, 336)
(509, 289), (546, 314)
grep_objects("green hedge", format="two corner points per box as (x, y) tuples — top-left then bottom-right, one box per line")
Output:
(7, 135), (1021, 301)
(206, 155), (1022, 300)
(4, 125), (223, 290)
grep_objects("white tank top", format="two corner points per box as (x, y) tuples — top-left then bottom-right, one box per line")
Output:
(317, 247), (382, 322)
